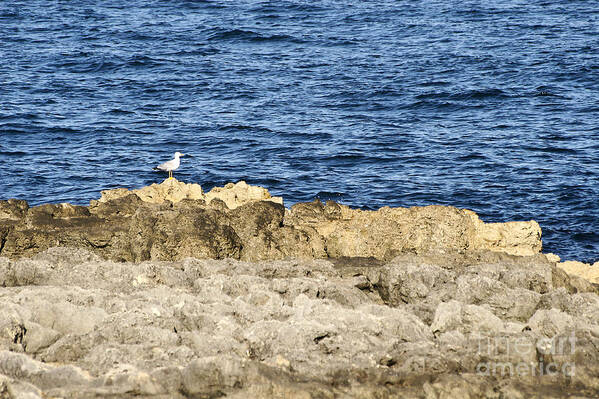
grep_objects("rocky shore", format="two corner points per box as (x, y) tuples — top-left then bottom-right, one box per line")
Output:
(1, 180), (598, 398)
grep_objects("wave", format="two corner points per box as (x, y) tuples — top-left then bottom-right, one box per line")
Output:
(523, 146), (578, 155)
(0, 113), (39, 121)
(250, 2), (328, 13)
(217, 125), (275, 134)
(457, 153), (489, 162)
(105, 108), (136, 115)
(416, 88), (509, 101)
(166, 48), (220, 57)
(0, 150), (28, 156)
(206, 28), (305, 44)
(315, 191), (346, 200)
(404, 100), (477, 111)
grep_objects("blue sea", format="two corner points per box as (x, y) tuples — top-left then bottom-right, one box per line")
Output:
(1, 1), (597, 263)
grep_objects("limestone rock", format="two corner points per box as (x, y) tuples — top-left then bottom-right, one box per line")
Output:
(0, 181), (284, 262)
(88, 193), (145, 219)
(467, 212), (542, 256)
(558, 260), (599, 284)
(0, 206), (125, 260)
(91, 179), (282, 211)
(526, 308), (576, 337)
(0, 247), (597, 397)
(2, 377), (44, 399)
(551, 263), (599, 295)
(26, 203), (91, 225)
(229, 201), (325, 261)
(92, 178), (204, 205)
(0, 199), (29, 221)
(126, 204), (242, 262)
(182, 356), (246, 396)
(285, 201), (542, 261)
(0, 181), (558, 266)
(430, 300), (504, 335)
(205, 180), (283, 210)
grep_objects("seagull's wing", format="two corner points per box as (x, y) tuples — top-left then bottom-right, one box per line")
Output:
(154, 159), (175, 171)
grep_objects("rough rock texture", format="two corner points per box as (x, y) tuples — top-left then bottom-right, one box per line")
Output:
(91, 179), (283, 209)
(285, 200), (542, 259)
(0, 247), (598, 398)
(558, 260), (599, 284)
(204, 181), (284, 210)
(0, 180), (543, 263)
(1, 182), (597, 398)
(0, 182), (305, 262)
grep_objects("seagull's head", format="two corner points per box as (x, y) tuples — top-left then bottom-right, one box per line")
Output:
(174, 152), (185, 157)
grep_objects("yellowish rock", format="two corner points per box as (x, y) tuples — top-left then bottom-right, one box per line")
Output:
(88, 180), (544, 261)
(93, 178), (203, 205)
(466, 210), (542, 257)
(95, 188), (131, 203)
(558, 260), (599, 284)
(133, 179), (204, 204)
(287, 202), (542, 260)
(544, 253), (561, 263)
(205, 181), (283, 210)
(92, 179), (282, 209)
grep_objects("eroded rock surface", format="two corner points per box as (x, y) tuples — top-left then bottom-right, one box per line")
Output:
(558, 260), (599, 284)
(1, 182), (596, 398)
(91, 179), (283, 209)
(285, 200), (542, 259)
(0, 247), (598, 398)
(0, 180), (542, 263)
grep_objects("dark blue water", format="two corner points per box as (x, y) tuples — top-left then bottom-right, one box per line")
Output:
(1, 1), (597, 263)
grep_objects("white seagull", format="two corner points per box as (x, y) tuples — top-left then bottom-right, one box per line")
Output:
(153, 152), (185, 179)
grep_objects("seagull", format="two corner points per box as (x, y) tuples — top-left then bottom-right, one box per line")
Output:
(153, 152), (185, 179)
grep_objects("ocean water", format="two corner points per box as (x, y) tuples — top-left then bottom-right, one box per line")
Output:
(0, 0), (597, 263)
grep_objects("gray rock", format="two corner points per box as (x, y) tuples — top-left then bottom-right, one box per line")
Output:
(0, 373), (43, 399)
(526, 309), (576, 337)
(0, 258), (47, 287)
(21, 322), (61, 354)
(181, 356), (246, 396)
(0, 247), (597, 397)
(431, 300), (504, 336)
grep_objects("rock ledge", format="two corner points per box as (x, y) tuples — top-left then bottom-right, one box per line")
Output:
(0, 179), (543, 263)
